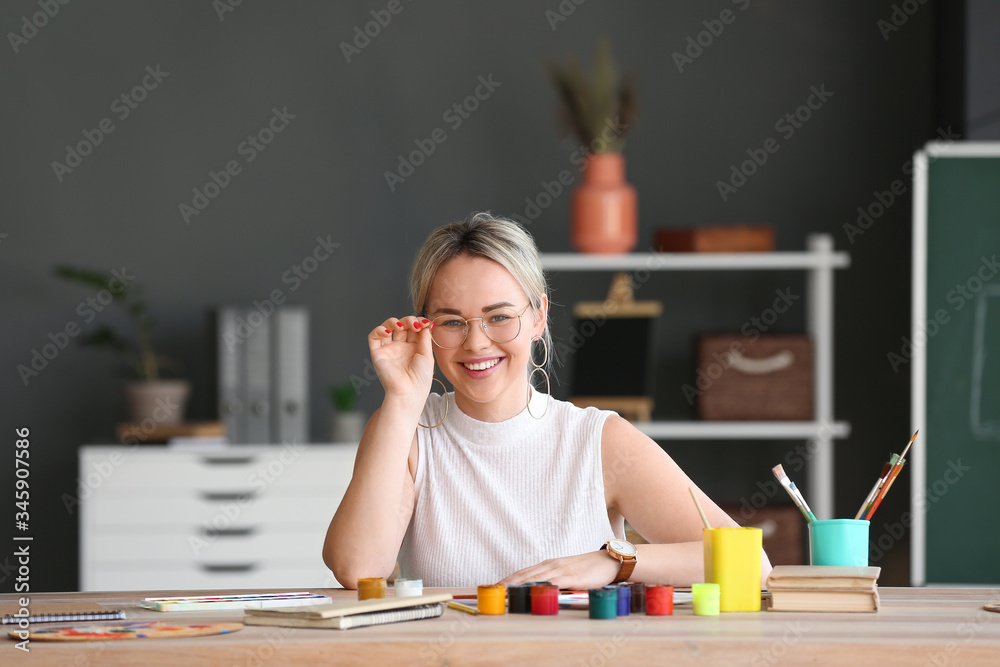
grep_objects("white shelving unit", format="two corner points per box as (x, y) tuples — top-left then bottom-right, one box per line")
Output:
(540, 234), (850, 521)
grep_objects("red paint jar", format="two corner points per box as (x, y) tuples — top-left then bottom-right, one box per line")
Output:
(530, 583), (559, 615)
(646, 585), (674, 615)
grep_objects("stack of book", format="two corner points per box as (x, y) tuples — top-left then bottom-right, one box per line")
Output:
(244, 594), (453, 630)
(766, 565), (880, 612)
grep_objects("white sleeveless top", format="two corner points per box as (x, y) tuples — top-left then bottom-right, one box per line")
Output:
(397, 391), (621, 586)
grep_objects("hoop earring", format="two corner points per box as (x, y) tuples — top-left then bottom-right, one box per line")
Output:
(418, 377), (449, 429)
(526, 337), (550, 420)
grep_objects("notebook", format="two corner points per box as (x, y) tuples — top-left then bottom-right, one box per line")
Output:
(244, 593), (452, 630)
(766, 565), (881, 613)
(0, 602), (125, 625)
(140, 592), (332, 612)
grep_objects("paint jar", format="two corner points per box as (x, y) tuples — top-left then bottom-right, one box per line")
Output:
(627, 582), (646, 613)
(645, 585), (673, 615)
(477, 584), (506, 615)
(357, 577), (386, 600)
(616, 583), (631, 616)
(530, 583), (559, 615)
(703, 526), (763, 612)
(692, 583), (721, 616)
(809, 519), (870, 566)
(393, 578), (423, 597)
(589, 587), (617, 619)
(507, 584), (532, 614)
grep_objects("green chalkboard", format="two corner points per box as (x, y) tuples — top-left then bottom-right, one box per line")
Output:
(915, 143), (1000, 585)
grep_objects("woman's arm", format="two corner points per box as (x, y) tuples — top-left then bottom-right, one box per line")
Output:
(600, 414), (773, 586)
(322, 317), (433, 587)
(501, 414), (772, 589)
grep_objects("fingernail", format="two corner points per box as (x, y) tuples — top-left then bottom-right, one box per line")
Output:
(414, 323), (421, 330)
(421, 319), (429, 324)
(396, 322), (404, 328)
(385, 328), (392, 334)
(429, 322), (435, 330)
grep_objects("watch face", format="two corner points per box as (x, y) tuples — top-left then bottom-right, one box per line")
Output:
(609, 539), (637, 556)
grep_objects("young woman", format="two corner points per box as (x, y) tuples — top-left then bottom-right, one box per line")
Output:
(323, 212), (771, 589)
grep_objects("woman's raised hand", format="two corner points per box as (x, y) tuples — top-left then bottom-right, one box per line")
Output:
(368, 316), (436, 400)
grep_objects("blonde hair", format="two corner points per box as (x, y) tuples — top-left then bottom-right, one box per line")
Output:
(410, 212), (553, 369)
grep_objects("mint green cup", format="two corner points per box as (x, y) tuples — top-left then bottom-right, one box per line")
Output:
(808, 519), (870, 566)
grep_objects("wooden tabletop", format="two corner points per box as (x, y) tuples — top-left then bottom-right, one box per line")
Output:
(3, 587), (999, 665)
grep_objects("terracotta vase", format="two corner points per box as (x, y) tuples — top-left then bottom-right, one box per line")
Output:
(571, 152), (638, 254)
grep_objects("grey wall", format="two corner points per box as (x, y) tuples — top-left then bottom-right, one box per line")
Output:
(1, 1), (964, 591)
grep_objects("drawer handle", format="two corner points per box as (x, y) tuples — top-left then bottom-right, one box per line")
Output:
(723, 350), (794, 375)
(203, 527), (256, 538)
(201, 456), (256, 465)
(200, 491), (257, 502)
(200, 563), (257, 573)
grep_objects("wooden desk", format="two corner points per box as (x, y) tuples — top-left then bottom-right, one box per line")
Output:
(3, 587), (999, 665)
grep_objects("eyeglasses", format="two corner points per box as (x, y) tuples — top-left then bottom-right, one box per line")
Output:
(429, 304), (531, 349)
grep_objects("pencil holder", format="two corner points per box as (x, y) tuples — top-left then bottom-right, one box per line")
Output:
(809, 519), (869, 566)
(703, 527), (762, 612)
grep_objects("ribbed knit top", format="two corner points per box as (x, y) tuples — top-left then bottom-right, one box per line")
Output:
(397, 391), (620, 586)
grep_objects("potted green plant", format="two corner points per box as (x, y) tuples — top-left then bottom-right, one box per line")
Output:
(328, 382), (364, 442)
(548, 36), (638, 253)
(54, 266), (190, 425)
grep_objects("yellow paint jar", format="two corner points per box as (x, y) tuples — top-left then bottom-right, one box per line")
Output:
(357, 577), (386, 600)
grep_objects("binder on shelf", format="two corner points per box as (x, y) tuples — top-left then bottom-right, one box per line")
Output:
(273, 307), (309, 444)
(214, 306), (310, 444)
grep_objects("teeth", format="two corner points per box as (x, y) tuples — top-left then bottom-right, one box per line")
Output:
(463, 358), (500, 371)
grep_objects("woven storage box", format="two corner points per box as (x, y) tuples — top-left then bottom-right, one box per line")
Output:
(697, 335), (813, 421)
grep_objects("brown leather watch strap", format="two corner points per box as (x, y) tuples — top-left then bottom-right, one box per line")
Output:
(612, 556), (636, 583)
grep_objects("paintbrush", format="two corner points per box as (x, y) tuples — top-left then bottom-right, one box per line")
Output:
(689, 487), (711, 529)
(772, 464), (817, 522)
(855, 461), (892, 520)
(864, 430), (918, 520)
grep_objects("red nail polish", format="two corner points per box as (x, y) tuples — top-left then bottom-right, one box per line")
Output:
(414, 323), (421, 330)
(421, 319), (429, 324)
(385, 328), (392, 334)
(396, 322), (404, 328)
(429, 322), (435, 330)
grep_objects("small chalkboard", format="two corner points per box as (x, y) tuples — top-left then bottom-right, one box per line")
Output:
(570, 273), (661, 411)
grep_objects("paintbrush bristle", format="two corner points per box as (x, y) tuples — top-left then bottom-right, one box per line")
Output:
(772, 464), (787, 480)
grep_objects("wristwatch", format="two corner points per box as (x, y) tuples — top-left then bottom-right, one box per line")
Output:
(601, 539), (637, 583)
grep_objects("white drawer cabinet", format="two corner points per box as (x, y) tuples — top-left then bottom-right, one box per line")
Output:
(79, 444), (357, 591)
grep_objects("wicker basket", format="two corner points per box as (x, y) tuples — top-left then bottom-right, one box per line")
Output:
(697, 335), (813, 421)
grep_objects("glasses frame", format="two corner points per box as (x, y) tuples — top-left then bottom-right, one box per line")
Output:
(428, 304), (532, 349)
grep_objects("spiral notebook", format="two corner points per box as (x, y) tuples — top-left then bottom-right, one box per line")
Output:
(244, 594), (452, 630)
(1, 602), (125, 625)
